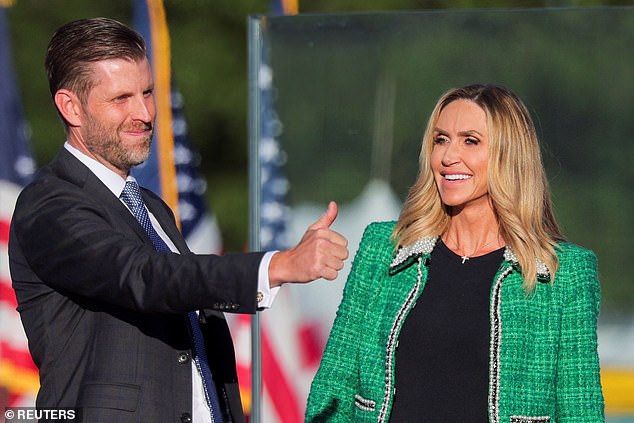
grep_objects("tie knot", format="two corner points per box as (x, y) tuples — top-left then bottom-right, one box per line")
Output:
(120, 180), (144, 210)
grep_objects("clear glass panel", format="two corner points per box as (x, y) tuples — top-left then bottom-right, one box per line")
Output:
(250, 7), (634, 420)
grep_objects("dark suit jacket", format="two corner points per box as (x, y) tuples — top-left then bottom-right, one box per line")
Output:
(9, 148), (262, 423)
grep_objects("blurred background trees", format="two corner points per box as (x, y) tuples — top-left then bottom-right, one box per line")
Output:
(5, 0), (633, 308)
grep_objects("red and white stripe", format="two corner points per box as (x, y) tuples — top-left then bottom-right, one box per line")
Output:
(0, 181), (38, 406)
(228, 287), (324, 423)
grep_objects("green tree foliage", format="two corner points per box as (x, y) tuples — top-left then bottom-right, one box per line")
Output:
(5, 1), (633, 307)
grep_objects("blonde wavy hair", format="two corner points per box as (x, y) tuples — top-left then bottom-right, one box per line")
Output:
(392, 84), (564, 290)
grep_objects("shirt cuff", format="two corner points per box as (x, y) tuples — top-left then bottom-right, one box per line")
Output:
(257, 251), (280, 309)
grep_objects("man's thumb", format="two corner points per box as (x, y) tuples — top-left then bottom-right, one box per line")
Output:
(310, 201), (338, 229)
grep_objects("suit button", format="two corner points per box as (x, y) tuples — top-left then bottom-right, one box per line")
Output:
(180, 413), (192, 423)
(177, 352), (189, 364)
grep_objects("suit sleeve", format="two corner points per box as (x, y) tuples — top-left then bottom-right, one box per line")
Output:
(10, 176), (262, 314)
(305, 223), (389, 422)
(555, 248), (605, 421)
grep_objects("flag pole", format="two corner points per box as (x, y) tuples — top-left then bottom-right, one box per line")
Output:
(248, 5), (297, 420)
(247, 14), (263, 423)
(145, 0), (180, 224)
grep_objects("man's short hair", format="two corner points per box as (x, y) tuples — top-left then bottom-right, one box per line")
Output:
(45, 17), (147, 104)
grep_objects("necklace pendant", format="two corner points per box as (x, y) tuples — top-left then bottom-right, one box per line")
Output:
(461, 255), (469, 264)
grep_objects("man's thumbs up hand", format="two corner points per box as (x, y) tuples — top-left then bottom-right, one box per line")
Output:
(269, 201), (349, 287)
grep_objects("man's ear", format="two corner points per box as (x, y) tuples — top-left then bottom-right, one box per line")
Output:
(54, 89), (83, 127)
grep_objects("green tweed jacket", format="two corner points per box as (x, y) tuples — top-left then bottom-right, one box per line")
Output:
(305, 221), (604, 423)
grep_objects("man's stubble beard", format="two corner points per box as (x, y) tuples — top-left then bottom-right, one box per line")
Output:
(83, 113), (153, 174)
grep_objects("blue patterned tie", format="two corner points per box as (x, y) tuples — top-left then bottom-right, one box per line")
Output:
(120, 180), (224, 423)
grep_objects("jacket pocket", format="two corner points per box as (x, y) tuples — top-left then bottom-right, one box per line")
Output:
(77, 382), (140, 411)
(510, 416), (550, 423)
(354, 394), (376, 412)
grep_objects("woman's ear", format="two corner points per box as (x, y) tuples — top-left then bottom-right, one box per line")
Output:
(54, 89), (83, 127)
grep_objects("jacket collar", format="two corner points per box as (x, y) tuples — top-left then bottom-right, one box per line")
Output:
(389, 236), (437, 271)
(390, 236), (551, 280)
(52, 147), (189, 254)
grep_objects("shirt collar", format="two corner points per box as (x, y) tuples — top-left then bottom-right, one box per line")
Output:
(64, 141), (137, 198)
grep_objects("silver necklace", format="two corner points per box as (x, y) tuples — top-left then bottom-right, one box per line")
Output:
(447, 235), (501, 264)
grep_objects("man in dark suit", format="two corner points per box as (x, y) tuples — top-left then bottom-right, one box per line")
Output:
(8, 17), (348, 423)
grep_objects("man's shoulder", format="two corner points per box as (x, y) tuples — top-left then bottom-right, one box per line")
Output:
(17, 161), (80, 206)
(19, 148), (87, 193)
(13, 151), (110, 225)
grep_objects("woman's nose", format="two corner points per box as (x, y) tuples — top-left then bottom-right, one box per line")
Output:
(441, 142), (460, 166)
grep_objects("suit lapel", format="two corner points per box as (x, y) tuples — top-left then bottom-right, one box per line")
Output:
(51, 148), (173, 250)
(142, 191), (189, 254)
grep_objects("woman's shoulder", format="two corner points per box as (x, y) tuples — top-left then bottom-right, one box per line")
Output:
(555, 241), (598, 265)
(553, 242), (600, 289)
(362, 220), (397, 240)
(358, 221), (398, 252)
(352, 221), (398, 266)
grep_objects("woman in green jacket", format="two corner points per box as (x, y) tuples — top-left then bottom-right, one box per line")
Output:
(305, 84), (604, 422)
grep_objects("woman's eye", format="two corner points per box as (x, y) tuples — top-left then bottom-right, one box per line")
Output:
(465, 137), (480, 145)
(433, 136), (448, 144)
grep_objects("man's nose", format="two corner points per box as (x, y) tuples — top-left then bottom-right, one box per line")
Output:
(131, 95), (155, 122)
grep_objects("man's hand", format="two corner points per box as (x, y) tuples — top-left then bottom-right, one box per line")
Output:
(268, 201), (349, 287)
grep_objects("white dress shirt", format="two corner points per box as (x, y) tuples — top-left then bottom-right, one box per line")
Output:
(64, 142), (278, 422)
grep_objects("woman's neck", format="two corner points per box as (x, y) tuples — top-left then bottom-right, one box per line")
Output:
(442, 204), (505, 261)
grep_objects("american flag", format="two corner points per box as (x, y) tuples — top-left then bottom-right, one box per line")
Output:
(258, 61), (291, 253)
(134, 1), (319, 421)
(257, 35), (305, 423)
(232, 1), (327, 422)
(0, 4), (38, 408)
(131, 0), (222, 255)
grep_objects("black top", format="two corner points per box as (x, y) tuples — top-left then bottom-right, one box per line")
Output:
(389, 240), (504, 422)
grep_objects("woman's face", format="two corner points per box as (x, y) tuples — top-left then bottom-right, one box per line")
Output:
(430, 99), (490, 212)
